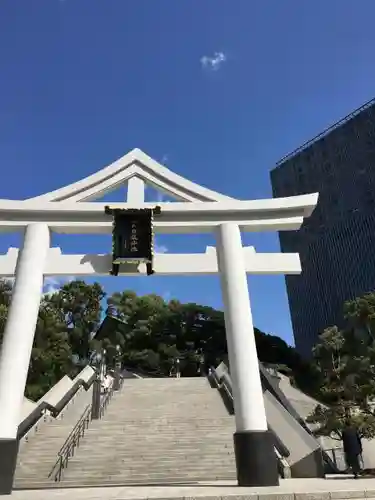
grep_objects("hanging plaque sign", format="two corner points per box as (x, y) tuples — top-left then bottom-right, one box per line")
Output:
(105, 206), (161, 276)
(113, 209), (153, 263)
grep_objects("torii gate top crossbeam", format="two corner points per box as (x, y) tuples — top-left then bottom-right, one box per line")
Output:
(0, 194), (318, 234)
(0, 148), (319, 234)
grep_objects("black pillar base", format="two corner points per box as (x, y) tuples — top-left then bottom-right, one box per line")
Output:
(233, 430), (279, 487)
(0, 438), (19, 495)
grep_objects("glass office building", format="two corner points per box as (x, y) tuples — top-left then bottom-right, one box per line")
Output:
(270, 99), (375, 358)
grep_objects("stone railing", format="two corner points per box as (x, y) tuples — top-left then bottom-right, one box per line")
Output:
(18, 365), (96, 442)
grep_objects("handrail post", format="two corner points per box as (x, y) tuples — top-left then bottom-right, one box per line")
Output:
(113, 361), (121, 391)
(91, 374), (101, 420)
(113, 345), (122, 391)
(91, 349), (105, 420)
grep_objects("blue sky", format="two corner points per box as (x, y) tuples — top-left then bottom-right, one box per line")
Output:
(1, 0), (375, 345)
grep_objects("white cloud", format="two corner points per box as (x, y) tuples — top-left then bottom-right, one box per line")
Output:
(155, 244), (168, 254)
(43, 277), (60, 296)
(200, 51), (227, 71)
(156, 190), (166, 202)
(161, 154), (169, 164)
(43, 276), (76, 297)
(4, 276), (75, 297)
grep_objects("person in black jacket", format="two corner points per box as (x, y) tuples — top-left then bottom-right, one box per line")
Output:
(341, 421), (363, 478)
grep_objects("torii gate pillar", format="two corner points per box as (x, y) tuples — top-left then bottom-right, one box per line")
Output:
(216, 223), (279, 486)
(0, 223), (50, 495)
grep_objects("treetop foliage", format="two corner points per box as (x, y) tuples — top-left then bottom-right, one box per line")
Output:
(0, 278), (306, 401)
(308, 291), (375, 440)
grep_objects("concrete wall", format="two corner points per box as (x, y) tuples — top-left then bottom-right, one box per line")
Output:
(20, 366), (95, 426)
(264, 389), (323, 477)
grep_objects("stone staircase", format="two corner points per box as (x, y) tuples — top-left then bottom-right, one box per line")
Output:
(50, 377), (236, 487)
(14, 386), (93, 489)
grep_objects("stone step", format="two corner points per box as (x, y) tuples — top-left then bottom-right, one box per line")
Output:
(61, 469), (236, 480)
(20, 453), (234, 465)
(101, 410), (227, 417)
(121, 378), (207, 381)
(17, 460), (234, 472)
(111, 401), (222, 405)
(110, 393), (220, 398)
(86, 427), (233, 433)
(18, 448), (234, 464)
(82, 425), (234, 441)
(66, 441), (233, 455)
(115, 392), (216, 397)
(103, 406), (227, 410)
(115, 389), (217, 392)
(52, 439), (233, 447)
(14, 471), (237, 489)
(19, 440), (234, 450)
(94, 419), (232, 425)
(115, 394), (220, 398)
(58, 459), (235, 470)
(88, 417), (232, 423)
(90, 415), (231, 421)
(70, 441), (234, 448)
(62, 467), (236, 482)
(100, 414), (229, 420)
(112, 399), (218, 402)
(112, 396), (219, 400)
(93, 451), (232, 458)
(68, 448), (233, 456)
(16, 459), (235, 473)
(89, 421), (233, 428)
(47, 459), (234, 470)
(100, 431), (234, 436)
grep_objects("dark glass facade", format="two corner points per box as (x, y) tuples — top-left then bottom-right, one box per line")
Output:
(270, 99), (375, 358)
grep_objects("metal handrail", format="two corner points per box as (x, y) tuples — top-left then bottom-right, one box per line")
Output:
(48, 376), (123, 482)
(58, 403), (92, 460)
(209, 366), (291, 459)
(324, 446), (346, 472)
(18, 372), (96, 440)
(48, 403), (92, 482)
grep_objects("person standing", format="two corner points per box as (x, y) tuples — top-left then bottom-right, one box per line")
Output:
(341, 421), (363, 478)
(169, 358), (181, 378)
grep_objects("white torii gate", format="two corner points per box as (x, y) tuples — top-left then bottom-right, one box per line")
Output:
(0, 148), (318, 492)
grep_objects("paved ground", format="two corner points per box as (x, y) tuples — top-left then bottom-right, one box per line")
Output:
(9, 477), (375, 500)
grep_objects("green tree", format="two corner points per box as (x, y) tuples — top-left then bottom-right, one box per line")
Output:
(48, 280), (105, 364)
(104, 291), (179, 374)
(344, 292), (375, 339)
(0, 278), (310, 402)
(307, 403), (375, 440)
(307, 312), (375, 440)
(26, 298), (74, 400)
(343, 294), (375, 412)
(102, 290), (307, 379)
(0, 279), (13, 344)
